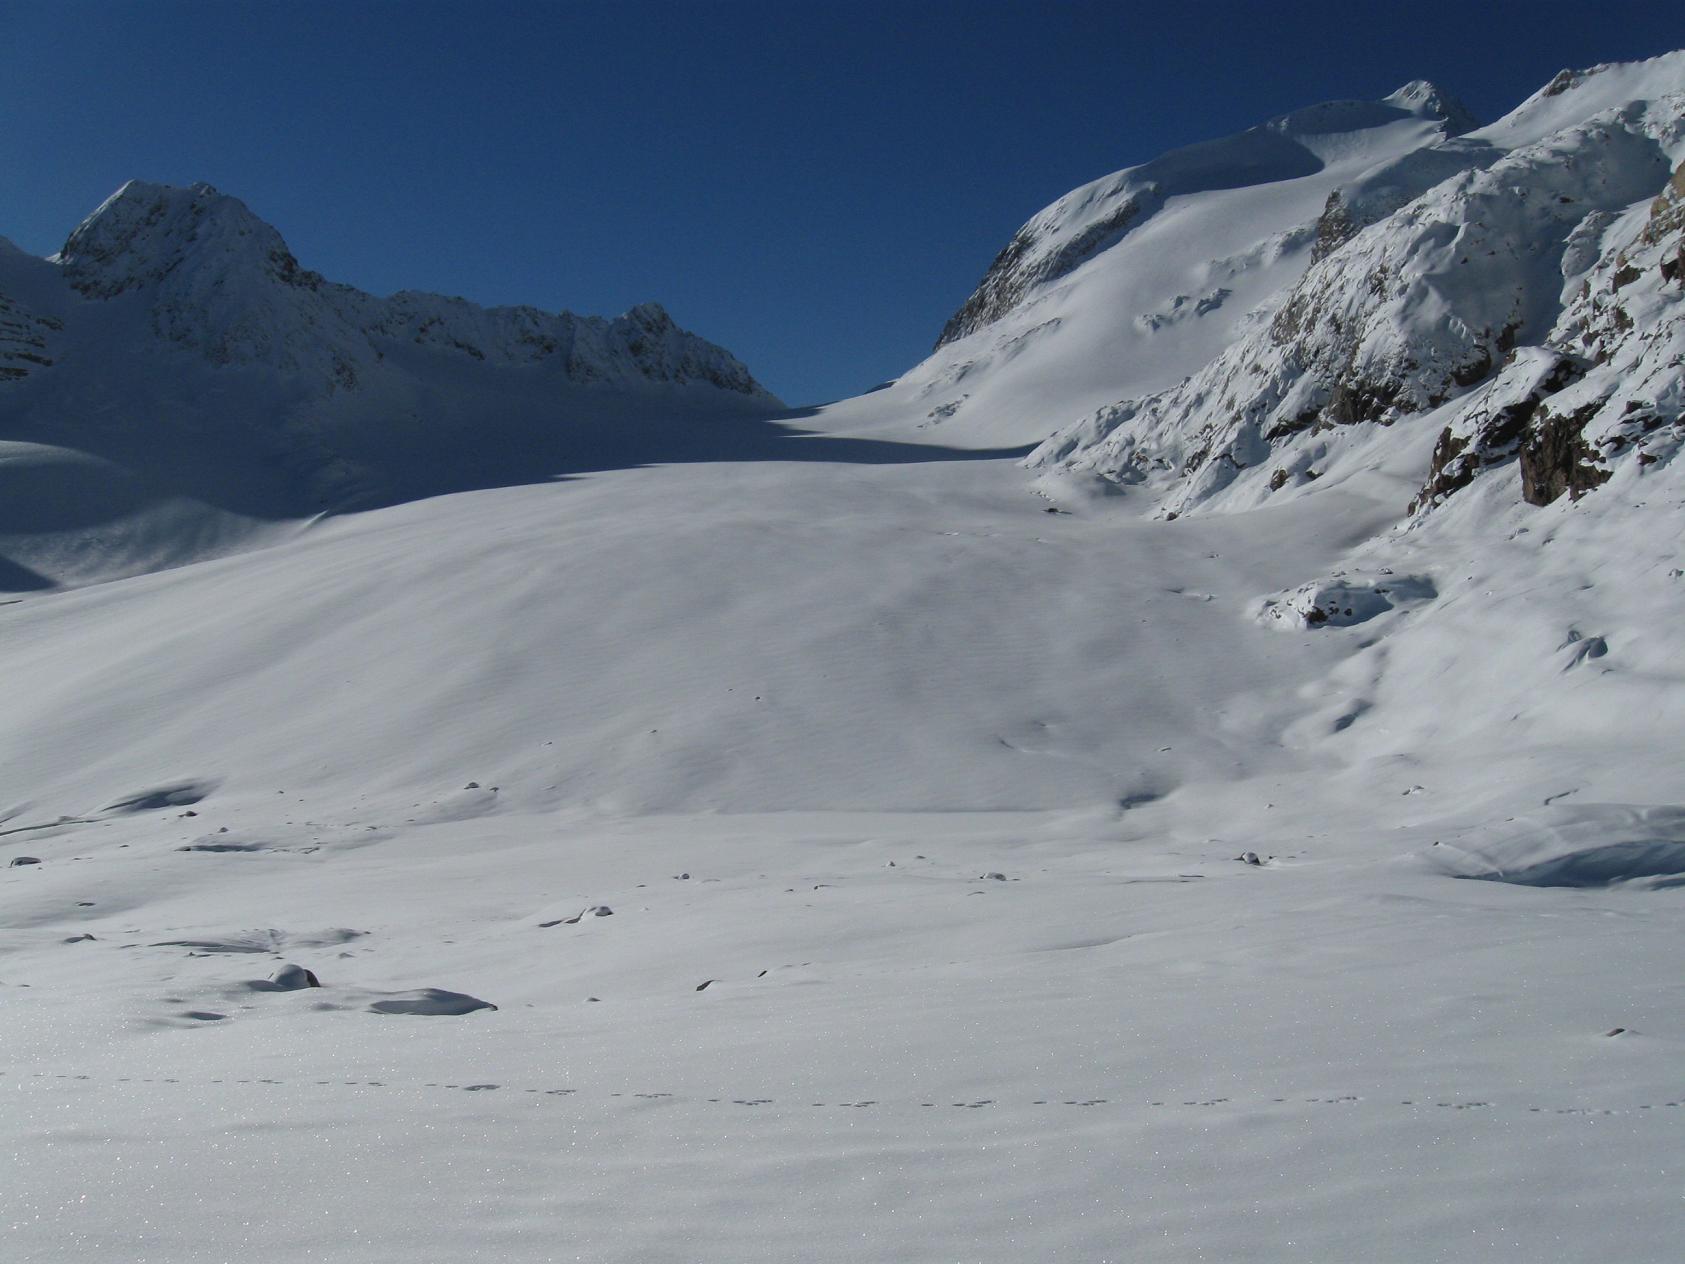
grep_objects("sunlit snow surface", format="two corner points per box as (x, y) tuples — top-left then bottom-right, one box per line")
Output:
(5, 446), (1683, 1262)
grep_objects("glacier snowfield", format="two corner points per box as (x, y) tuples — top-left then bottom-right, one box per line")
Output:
(5, 448), (1683, 1262)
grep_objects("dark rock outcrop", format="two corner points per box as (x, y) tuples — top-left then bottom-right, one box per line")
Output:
(1410, 351), (1583, 512)
(936, 198), (1143, 350)
(1520, 406), (1612, 505)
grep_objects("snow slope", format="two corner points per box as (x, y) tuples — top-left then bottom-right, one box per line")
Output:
(7, 451), (1683, 1263)
(5, 55), (1685, 1264)
(818, 81), (1475, 445)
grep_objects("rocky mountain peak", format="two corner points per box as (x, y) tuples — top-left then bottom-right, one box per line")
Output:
(55, 180), (316, 299)
(22, 180), (775, 402)
(625, 300), (675, 331)
(1383, 80), (1479, 134)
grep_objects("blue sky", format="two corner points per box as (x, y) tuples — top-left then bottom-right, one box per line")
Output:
(1, 2), (1678, 404)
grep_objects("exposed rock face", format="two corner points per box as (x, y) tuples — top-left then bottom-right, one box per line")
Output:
(1542, 68), (1582, 98)
(1027, 60), (1685, 520)
(1494, 152), (1685, 507)
(1309, 192), (1358, 263)
(1410, 349), (1583, 511)
(1640, 159), (1685, 266)
(1519, 405), (1612, 505)
(0, 290), (56, 382)
(936, 196), (1145, 349)
(0, 240), (61, 384)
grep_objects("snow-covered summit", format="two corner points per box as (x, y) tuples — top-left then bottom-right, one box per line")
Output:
(1383, 79), (1479, 135)
(56, 180), (317, 299)
(809, 76), (1488, 450)
(932, 82), (1473, 352)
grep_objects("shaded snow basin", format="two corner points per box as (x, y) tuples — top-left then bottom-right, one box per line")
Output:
(1430, 805), (1685, 890)
(1460, 840), (1685, 889)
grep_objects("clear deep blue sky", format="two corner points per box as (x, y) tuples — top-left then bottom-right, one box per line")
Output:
(2, 2), (1678, 404)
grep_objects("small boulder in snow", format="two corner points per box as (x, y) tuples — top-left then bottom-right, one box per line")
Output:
(1255, 575), (1435, 630)
(267, 963), (322, 990)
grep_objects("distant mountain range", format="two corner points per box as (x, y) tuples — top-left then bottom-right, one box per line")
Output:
(3, 52), (1682, 590)
(0, 181), (781, 584)
(7, 178), (771, 399)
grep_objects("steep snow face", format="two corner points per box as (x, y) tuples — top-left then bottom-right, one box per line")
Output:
(816, 83), (1473, 444)
(933, 84), (1474, 351)
(1027, 53), (1685, 521)
(57, 180), (315, 299)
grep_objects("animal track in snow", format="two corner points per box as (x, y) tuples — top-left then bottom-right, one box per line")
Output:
(6, 1071), (1682, 1119)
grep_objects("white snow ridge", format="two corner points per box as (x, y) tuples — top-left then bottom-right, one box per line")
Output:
(4, 51), (1685, 1264)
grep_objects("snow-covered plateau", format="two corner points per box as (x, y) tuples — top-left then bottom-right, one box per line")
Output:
(4, 52), (1685, 1264)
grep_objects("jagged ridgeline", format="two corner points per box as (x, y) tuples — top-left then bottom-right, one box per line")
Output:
(0, 181), (779, 562)
(45, 181), (771, 396)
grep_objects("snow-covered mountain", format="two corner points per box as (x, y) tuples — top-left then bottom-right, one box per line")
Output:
(51, 181), (771, 395)
(1017, 53), (1684, 522)
(934, 81), (1477, 351)
(6, 54), (1685, 1264)
(820, 54), (1685, 543)
(0, 181), (778, 584)
(819, 79), (1481, 446)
